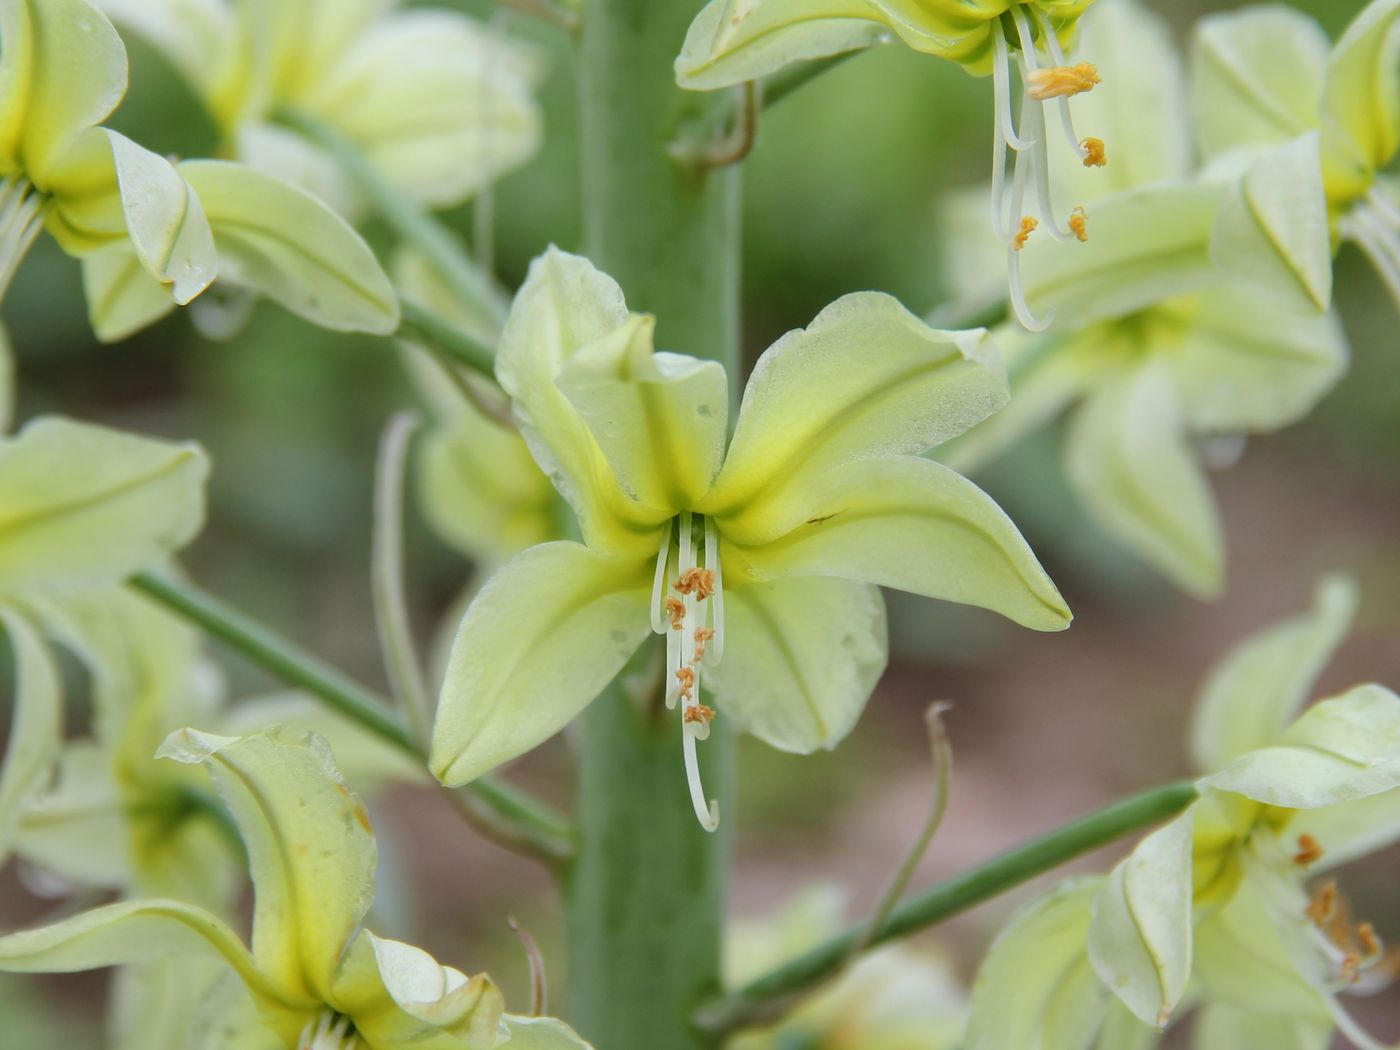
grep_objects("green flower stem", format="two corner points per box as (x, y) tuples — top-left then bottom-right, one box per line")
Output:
(568, 0), (740, 1045)
(128, 571), (573, 868)
(277, 107), (511, 329)
(696, 779), (1199, 1035)
(397, 300), (497, 380)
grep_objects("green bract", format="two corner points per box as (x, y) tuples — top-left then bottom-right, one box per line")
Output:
(97, 0), (544, 212)
(0, 417), (208, 867)
(943, 0), (1345, 598)
(966, 577), (1400, 1050)
(429, 247), (1070, 831)
(0, 727), (591, 1050)
(0, 0), (217, 318)
(1192, 0), (1400, 314)
(677, 0), (1106, 331)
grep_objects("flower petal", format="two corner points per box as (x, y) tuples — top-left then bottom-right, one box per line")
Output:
(13, 742), (129, 889)
(327, 932), (505, 1046)
(1190, 7), (1331, 161)
(157, 726), (377, 1005)
(558, 314), (729, 515)
(712, 576), (886, 753)
(1088, 806), (1195, 1029)
(90, 0), (234, 106)
(1018, 184), (1225, 330)
(675, 0), (888, 91)
(0, 610), (63, 867)
(0, 417), (208, 596)
(1288, 785), (1400, 871)
(704, 293), (1007, 533)
(1194, 1005), (1332, 1050)
(105, 131), (217, 305)
(0, 0), (127, 177)
(430, 541), (652, 786)
(1201, 684), (1400, 809)
(1189, 576), (1357, 774)
(0, 898), (265, 999)
(80, 245), (178, 343)
(1065, 361), (1223, 598)
(964, 877), (1109, 1050)
(304, 10), (543, 208)
(494, 248), (663, 559)
(1170, 286), (1347, 434)
(178, 160), (400, 334)
(1210, 132), (1333, 311)
(1322, 0), (1400, 201)
(732, 455), (1070, 631)
(500, 1016), (597, 1049)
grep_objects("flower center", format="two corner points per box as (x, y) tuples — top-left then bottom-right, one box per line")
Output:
(991, 7), (1103, 331)
(0, 175), (48, 305)
(650, 510), (724, 832)
(299, 1011), (361, 1050)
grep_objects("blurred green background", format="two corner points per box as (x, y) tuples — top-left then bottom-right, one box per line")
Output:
(3, 0), (1400, 1046)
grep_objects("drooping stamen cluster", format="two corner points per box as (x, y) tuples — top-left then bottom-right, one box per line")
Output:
(1304, 876), (1387, 989)
(0, 176), (48, 304)
(651, 510), (725, 831)
(1340, 185), (1400, 313)
(299, 1011), (361, 1050)
(990, 7), (1104, 331)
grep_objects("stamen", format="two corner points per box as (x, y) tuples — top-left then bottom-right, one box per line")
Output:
(665, 597), (685, 631)
(1306, 880), (1339, 927)
(683, 714), (719, 831)
(650, 518), (673, 634)
(0, 176), (48, 304)
(1036, 9), (1098, 158)
(1010, 14), (1073, 243)
(675, 567), (715, 600)
(693, 626), (714, 661)
(1026, 62), (1101, 100)
(1068, 206), (1088, 242)
(675, 665), (696, 701)
(1081, 137), (1107, 167)
(704, 515), (725, 664)
(300, 1011), (361, 1050)
(1293, 834), (1324, 867)
(1014, 215), (1039, 250)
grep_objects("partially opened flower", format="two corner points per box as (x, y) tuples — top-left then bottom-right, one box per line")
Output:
(97, 0), (544, 213)
(1192, 0), (1400, 316)
(0, 417), (208, 867)
(430, 247), (1070, 831)
(675, 0), (1106, 330)
(941, 0), (1345, 598)
(1087, 575), (1400, 1048)
(0, 726), (591, 1050)
(0, 0), (217, 316)
(966, 577), (1400, 1049)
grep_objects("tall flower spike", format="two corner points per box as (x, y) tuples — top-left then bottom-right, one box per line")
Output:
(992, 7), (1105, 331)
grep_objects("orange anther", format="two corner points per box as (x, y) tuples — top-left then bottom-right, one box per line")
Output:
(1069, 206), (1088, 242)
(1081, 136), (1107, 167)
(676, 567), (715, 600)
(665, 597), (685, 630)
(1014, 216), (1038, 251)
(1294, 834), (1324, 867)
(1027, 62), (1101, 100)
(683, 704), (716, 725)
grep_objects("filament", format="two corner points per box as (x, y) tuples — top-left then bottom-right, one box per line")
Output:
(1036, 8), (1091, 158)
(0, 177), (48, 305)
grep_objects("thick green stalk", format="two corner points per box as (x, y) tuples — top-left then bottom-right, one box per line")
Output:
(696, 780), (1199, 1034)
(568, 1), (740, 1046)
(128, 572), (573, 867)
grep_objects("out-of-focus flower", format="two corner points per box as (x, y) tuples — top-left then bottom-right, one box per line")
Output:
(1193, 0), (1400, 317)
(0, 0), (217, 317)
(0, 418), (208, 868)
(726, 889), (966, 1049)
(942, 0), (1344, 598)
(675, 0), (1105, 330)
(429, 247), (1070, 831)
(966, 577), (1400, 1050)
(98, 0), (544, 213)
(0, 727), (592, 1050)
